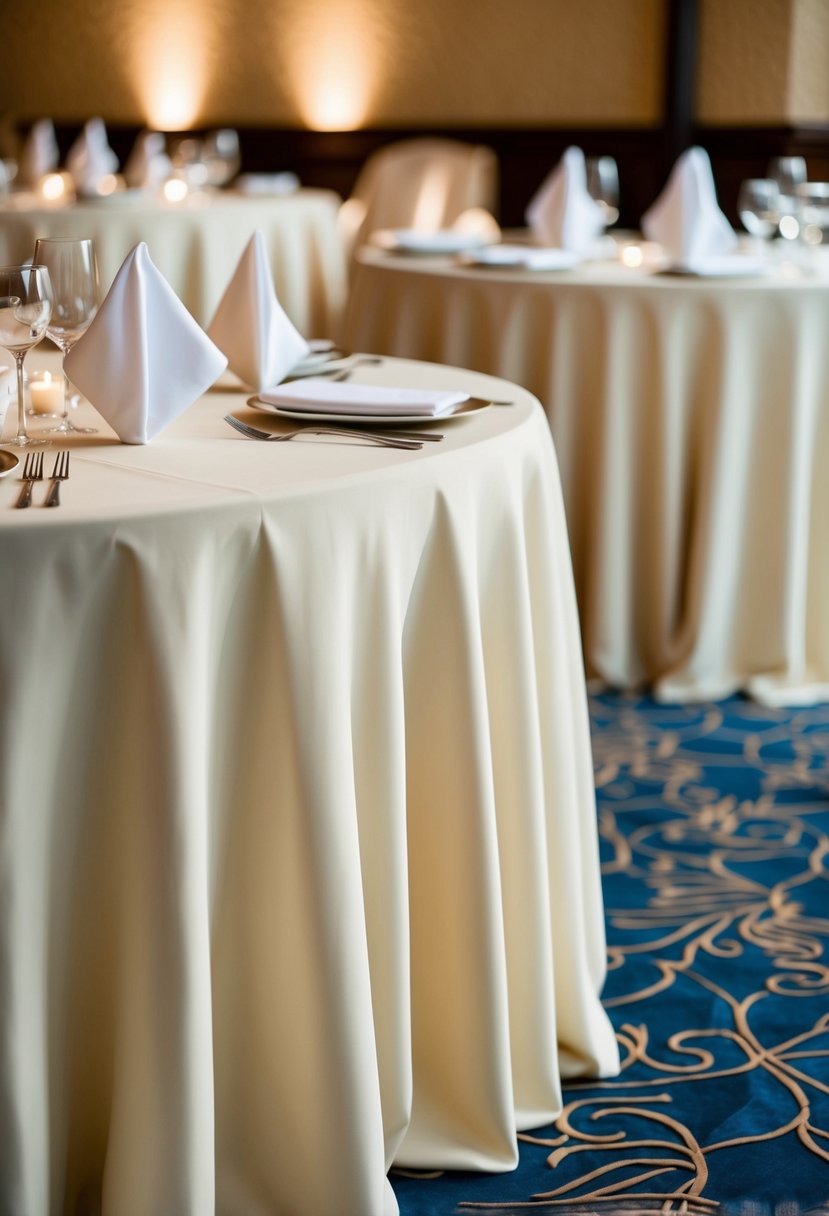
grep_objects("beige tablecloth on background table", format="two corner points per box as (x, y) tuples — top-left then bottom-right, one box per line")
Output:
(0, 188), (347, 336)
(0, 357), (618, 1216)
(343, 248), (829, 705)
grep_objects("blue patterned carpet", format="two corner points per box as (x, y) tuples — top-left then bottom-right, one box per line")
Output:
(392, 693), (829, 1215)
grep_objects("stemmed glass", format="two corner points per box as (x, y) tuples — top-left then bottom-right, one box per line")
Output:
(203, 129), (241, 187)
(768, 156), (807, 238)
(32, 237), (99, 434)
(586, 155), (620, 228)
(737, 178), (782, 253)
(0, 264), (52, 447)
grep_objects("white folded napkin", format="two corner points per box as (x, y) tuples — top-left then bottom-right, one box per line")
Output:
(64, 242), (227, 444)
(207, 230), (310, 391)
(17, 118), (59, 186)
(525, 146), (605, 253)
(66, 118), (120, 195)
(259, 379), (468, 418)
(641, 146), (737, 266)
(123, 130), (171, 190)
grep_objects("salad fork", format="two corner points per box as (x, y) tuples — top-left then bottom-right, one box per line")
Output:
(224, 414), (423, 450)
(15, 450), (44, 509)
(44, 450), (70, 507)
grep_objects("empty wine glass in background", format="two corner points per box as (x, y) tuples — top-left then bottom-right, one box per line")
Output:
(203, 129), (241, 188)
(737, 178), (782, 252)
(768, 156), (807, 239)
(586, 155), (620, 227)
(795, 181), (829, 250)
(0, 265), (52, 447)
(32, 237), (99, 434)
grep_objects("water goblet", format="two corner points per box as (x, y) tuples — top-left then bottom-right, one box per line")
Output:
(32, 237), (99, 434)
(203, 129), (241, 188)
(586, 155), (620, 228)
(768, 156), (807, 239)
(737, 178), (782, 253)
(0, 264), (52, 448)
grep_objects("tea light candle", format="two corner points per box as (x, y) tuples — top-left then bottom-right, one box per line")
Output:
(29, 371), (65, 414)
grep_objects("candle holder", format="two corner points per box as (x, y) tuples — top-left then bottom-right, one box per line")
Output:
(28, 370), (66, 417)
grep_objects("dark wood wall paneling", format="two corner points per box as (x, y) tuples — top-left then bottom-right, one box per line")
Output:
(45, 120), (829, 230)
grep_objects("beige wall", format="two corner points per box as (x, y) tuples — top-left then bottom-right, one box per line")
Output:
(6, 0), (829, 134)
(697, 0), (829, 124)
(5, 0), (664, 130)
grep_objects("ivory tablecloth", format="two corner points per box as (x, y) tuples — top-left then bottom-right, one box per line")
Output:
(0, 357), (618, 1216)
(0, 188), (347, 335)
(343, 247), (829, 705)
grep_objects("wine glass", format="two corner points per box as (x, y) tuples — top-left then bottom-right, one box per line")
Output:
(586, 155), (620, 227)
(737, 178), (782, 253)
(203, 129), (241, 188)
(768, 156), (807, 239)
(0, 265), (52, 448)
(32, 237), (99, 434)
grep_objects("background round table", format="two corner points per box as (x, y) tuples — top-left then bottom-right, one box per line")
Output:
(343, 246), (829, 705)
(0, 356), (618, 1216)
(0, 187), (347, 337)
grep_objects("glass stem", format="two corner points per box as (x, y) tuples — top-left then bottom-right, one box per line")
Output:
(14, 353), (28, 444)
(61, 362), (72, 428)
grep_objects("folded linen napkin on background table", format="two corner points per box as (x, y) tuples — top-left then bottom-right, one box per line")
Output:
(66, 118), (120, 195)
(64, 242), (227, 443)
(208, 230), (310, 391)
(123, 130), (171, 190)
(17, 118), (59, 187)
(641, 146), (738, 267)
(258, 380), (468, 418)
(525, 145), (605, 253)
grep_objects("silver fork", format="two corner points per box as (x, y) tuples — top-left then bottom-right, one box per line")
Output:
(224, 414), (423, 450)
(44, 450), (70, 507)
(15, 449), (44, 509)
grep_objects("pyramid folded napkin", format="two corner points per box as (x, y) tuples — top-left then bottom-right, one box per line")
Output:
(259, 380), (468, 418)
(525, 146), (605, 253)
(123, 130), (171, 190)
(207, 230), (310, 391)
(17, 119), (59, 187)
(66, 118), (119, 195)
(641, 146), (737, 266)
(64, 242), (227, 444)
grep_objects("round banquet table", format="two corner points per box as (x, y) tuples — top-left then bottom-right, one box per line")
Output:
(342, 245), (829, 706)
(0, 187), (347, 336)
(0, 356), (618, 1216)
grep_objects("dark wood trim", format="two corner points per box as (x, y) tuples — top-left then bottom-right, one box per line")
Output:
(664, 0), (699, 165)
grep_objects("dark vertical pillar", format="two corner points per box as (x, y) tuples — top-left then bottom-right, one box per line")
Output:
(664, 0), (699, 169)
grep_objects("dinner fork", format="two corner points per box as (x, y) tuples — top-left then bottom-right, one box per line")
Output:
(44, 450), (70, 507)
(224, 414), (423, 450)
(15, 449), (44, 509)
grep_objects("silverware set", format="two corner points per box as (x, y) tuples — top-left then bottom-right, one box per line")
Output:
(15, 450), (70, 508)
(224, 414), (439, 450)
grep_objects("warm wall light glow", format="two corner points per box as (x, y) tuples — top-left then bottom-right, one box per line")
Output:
(129, 2), (209, 130)
(287, 5), (378, 130)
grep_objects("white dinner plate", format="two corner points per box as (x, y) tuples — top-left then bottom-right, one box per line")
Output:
(459, 244), (582, 271)
(248, 395), (493, 426)
(0, 450), (20, 477)
(373, 228), (492, 256)
(667, 256), (768, 278)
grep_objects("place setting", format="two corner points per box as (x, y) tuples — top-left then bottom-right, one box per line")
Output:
(202, 228), (499, 447)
